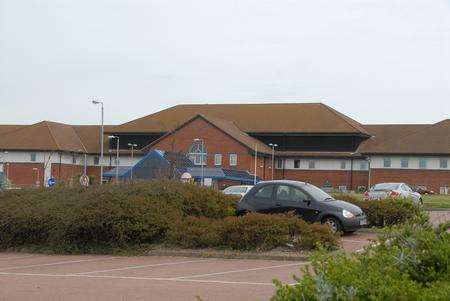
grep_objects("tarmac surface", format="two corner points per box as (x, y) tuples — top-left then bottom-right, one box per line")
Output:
(0, 232), (377, 301)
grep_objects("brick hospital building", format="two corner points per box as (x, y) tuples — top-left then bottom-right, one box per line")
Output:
(0, 103), (449, 193)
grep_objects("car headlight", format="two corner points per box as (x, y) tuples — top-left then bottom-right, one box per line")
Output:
(342, 209), (355, 219)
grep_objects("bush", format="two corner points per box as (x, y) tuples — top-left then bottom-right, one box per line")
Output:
(166, 213), (339, 251)
(272, 218), (450, 300)
(332, 193), (424, 227)
(0, 181), (236, 252)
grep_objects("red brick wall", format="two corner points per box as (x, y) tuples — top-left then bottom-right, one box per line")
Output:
(4, 163), (44, 188)
(371, 169), (450, 192)
(51, 163), (83, 184)
(281, 169), (368, 191)
(149, 117), (259, 175)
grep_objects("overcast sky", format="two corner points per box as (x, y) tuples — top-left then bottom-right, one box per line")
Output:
(1, 0), (449, 126)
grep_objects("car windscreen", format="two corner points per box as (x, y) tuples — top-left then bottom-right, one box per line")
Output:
(301, 185), (334, 202)
(373, 183), (400, 191)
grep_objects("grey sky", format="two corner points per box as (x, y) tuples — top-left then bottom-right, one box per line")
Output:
(1, 0), (449, 126)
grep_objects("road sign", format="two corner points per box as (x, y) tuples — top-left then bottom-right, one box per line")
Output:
(79, 175), (90, 187)
(47, 177), (56, 187)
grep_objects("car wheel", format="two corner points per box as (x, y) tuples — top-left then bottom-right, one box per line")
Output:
(322, 216), (342, 233)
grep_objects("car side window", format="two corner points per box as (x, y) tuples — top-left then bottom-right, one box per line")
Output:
(254, 185), (274, 199)
(276, 185), (308, 202)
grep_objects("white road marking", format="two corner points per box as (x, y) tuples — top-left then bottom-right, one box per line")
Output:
(74, 258), (217, 275)
(0, 255), (37, 261)
(341, 239), (368, 243)
(0, 271), (275, 286)
(0, 257), (119, 271)
(175, 262), (309, 279)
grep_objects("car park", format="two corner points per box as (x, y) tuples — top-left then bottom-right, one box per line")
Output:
(222, 185), (253, 198)
(364, 182), (422, 205)
(236, 180), (367, 233)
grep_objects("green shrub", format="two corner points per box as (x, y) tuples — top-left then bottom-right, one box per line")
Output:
(332, 194), (424, 227)
(166, 213), (338, 251)
(0, 181), (236, 252)
(272, 219), (450, 300)
(165, 216), (221, 248)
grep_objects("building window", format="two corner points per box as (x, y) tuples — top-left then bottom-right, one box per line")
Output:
(30, 153), (37, 162)
(72, 155), (77, 164)
(360, 161), (368, 170)
(214, 154), (222, 166)
(383, 157), (391, 168)
(229, 154), (237, 166)
(94, 156), (100, 165)
(188, 141), (207, 166)
(308, 161), (315, 169)
(401, 158), (409, 168)
(294, 159), (300, 169)
(440, 159), (448, 169)
(276, 159), (283, 169)
(419, 158), (427, 169)
(340, 161), (346, 170)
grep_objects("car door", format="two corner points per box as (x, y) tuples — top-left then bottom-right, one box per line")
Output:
(275, 184), (320, 222)
(248, 184), (276, 213)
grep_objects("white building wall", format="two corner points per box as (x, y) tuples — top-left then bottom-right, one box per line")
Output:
(369, 155), (450, 170)
(280, 158), (369, 171)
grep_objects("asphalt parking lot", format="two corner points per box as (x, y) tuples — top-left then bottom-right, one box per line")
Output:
(0, 231), (377, 301)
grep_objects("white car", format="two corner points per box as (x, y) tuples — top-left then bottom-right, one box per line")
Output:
(222, 185), (253, 198)
(364, 182), (422, 205)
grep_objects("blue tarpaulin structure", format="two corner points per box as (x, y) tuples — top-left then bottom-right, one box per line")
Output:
(103, 150), (261, 185)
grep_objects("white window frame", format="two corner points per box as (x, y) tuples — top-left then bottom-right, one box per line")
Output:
(214, 154), (222, 166)
(419, 158), (427, 169)
(276, 159), (283, 169)
(359, 161), (368, 170)
(294, 159), (300, 169)
(440, 159), (448, 169)
(93, 156), (100, 165)
(383, 157), (391, 168)
(308, 160), (315, 169)
(340, 161), (346, 170)
(30, 153), (37, 162)
(229, 153), (237, 166)
(401, 158), (409, 168)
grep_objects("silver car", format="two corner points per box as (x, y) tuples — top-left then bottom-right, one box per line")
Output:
(364, 182), (422, 205)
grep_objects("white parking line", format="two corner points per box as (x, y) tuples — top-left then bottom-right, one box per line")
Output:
(0, 255), (37, 261)
(341, 239), (368, 243)
(0, 257), (119, 271)
(175, 262), (309, 279)
(0, 271), (275, 286)
(74, 258), (217, 275)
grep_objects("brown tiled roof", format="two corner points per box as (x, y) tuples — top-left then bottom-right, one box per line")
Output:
(142, 114), (274, 154)
(359, 120), (450, 155)
(0, 125), (26, 135)
(111, 103), (370, 135)
(73, 125), (114, 154)
(0, 121), (86, 152)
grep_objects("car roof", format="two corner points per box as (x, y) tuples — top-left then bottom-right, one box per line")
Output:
(256, 180), (308, 186)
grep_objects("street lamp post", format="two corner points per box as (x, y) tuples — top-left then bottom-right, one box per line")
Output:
(367, 157), (372, 190)
(92, 99), (104, 185)
(109, 135), (120, 183)
(127, 143), (137, 181)
(268, 143), (278, 180)
(32, 167), (40, 188)
(193, 138), (204, 186)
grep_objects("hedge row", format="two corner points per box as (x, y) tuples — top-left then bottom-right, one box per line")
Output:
(0, 181), (236, 252)
(332, 193), (424, 227)
(0, 182), (337, 252)
(272, 218), (450, 300)
(166, 213), (338, 251)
